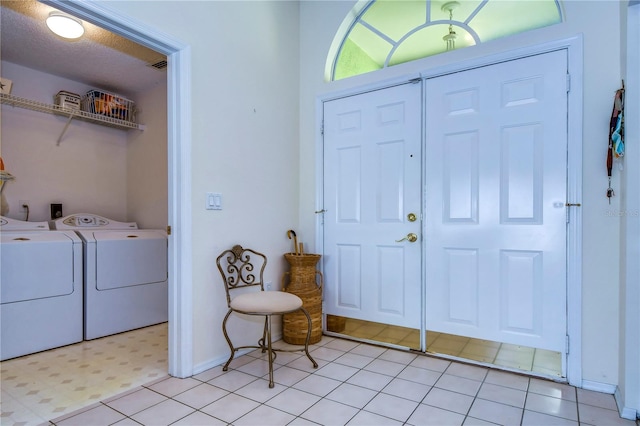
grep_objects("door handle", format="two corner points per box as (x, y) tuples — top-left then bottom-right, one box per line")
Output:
(396, 233), (418, 243)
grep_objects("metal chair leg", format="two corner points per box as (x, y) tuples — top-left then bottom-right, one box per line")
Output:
(259, 316), (268, 352)
(221, 307), (315, 387)
(301, 307), (318, 368)
(266, 314), (275, 388)
(221, 310), (235, 371)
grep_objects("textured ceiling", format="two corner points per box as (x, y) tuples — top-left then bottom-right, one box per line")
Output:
(0, 0), (167, 96)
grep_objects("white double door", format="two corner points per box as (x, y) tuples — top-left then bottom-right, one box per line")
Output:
(323, 50), (569, 353)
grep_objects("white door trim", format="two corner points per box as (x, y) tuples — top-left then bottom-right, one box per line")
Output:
(620, 2), (640, 419)
(49, 0), (194, 378)
(316, 36), (583, 385)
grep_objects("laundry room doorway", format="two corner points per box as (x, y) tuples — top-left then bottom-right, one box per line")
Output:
(322, 45), (582, 382)
(48, 0), (193, 378)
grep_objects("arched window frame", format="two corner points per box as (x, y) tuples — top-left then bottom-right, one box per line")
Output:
(329, 0), (564, 81)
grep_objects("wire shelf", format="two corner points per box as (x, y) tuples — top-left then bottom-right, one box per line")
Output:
(0, 93), (143, 131)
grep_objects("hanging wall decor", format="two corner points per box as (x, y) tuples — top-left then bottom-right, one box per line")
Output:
(0, 77), (13, 94)
(607, 81), (625, 204)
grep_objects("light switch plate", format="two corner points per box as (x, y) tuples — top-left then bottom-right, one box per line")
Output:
(206, 192), (222, 210)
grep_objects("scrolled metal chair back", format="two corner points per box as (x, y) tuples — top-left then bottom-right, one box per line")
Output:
(216, 245), (267, 307)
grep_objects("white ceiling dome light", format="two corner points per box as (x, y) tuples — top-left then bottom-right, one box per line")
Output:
(45, 12), (84, 40)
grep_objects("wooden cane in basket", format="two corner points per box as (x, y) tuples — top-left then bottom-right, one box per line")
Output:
(287, 229), (299, 255)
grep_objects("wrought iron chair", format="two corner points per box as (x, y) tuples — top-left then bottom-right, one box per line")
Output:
(216, 244), (318, 388)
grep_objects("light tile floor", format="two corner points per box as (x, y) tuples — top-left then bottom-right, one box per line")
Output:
(1, 323), (168, 425)
(29, 334), (637, 425)
(1, 323), (636, 426)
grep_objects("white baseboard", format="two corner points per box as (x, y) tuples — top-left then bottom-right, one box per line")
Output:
(193, 356), (227, 376)
(614, 386), (640, 421)
(192, 332), (284, 376)
(578, 382), (638, 420)
(581, 380), (617, 394)
(193, 348), (254, 376)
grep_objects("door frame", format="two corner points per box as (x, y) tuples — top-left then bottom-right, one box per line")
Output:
(49, 0), (194, 378)
(619, 1), (640, 419)
(316, 36), (583, 385)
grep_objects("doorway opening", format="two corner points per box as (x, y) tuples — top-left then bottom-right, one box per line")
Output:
(320, 39), (583, 384)
(47, 0), (194, 379)
(0, 2), (192, 422)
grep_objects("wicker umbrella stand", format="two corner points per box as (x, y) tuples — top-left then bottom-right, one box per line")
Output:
(282, 253), (323, 345)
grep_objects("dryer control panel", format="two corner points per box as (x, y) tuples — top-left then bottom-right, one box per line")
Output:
(63, 215), (110, 227)
(52, 214), (138, 230)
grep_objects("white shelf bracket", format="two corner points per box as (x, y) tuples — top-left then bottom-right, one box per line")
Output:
(57, 115), (75, 146)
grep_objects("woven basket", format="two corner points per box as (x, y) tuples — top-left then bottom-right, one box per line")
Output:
(282, 284), (322, 344)
(282, 253), (321, 291)
(326, 315), (346, 333)
(282, 254), (323, 344)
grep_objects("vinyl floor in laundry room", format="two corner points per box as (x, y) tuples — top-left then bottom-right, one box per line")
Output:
(0, 322), (636, 426)
(1, 323), (168, 425)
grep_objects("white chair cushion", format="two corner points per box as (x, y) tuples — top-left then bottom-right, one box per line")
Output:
(230, 291), (303, 314)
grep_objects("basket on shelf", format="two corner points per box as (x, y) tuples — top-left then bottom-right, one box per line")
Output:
(54, 91), (81, 111)
(282, 253), (323, 345)
(81, 89), (135, 123)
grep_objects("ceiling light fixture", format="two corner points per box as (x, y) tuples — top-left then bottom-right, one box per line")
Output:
(46, 12), (84, 40)
(441, 1), (459, 51)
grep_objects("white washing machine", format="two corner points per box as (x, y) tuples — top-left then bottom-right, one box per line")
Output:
(52, 213), (168, 340)
(0, 216), (83, 360)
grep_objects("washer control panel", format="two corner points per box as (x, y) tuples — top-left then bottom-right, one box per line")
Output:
(0, 216), (50, 231)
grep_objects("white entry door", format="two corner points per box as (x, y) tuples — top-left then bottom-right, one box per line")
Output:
(424, 50), (568, 352)
(323, 83), (422, 329)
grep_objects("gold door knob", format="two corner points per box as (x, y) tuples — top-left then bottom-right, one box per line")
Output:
(407, 213), (417, 222)
(396, 233), (418, 243)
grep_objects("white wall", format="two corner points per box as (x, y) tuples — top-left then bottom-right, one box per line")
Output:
(126, 81), (168, 230)
(0, 61), (167, 230)
(299, 1), (623, 387)
(101, 1), (302, 371)
(0, 62), (129, 222)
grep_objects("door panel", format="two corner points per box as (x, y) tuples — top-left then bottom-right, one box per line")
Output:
(425, 51), (568, 352)
(323, 83), (422, 329)
(443, 131), (479, 223)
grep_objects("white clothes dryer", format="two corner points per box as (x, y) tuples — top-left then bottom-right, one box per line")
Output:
(0, 216), (83, 360)
(52, 213), (168, 340)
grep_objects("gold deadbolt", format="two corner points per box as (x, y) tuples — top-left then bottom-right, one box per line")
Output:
(407, 213), (417, 222)
(396, 233), (418, 243)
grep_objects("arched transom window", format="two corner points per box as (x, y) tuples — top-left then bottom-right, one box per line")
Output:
(330, 0), (563, 81)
